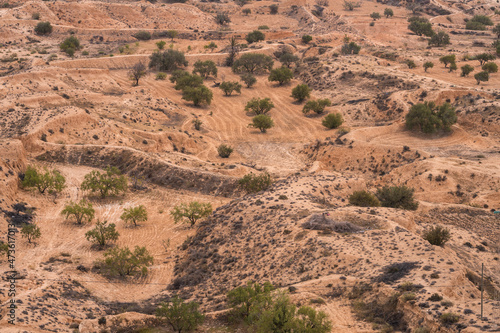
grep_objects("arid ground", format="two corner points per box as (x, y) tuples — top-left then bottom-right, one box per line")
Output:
(0, 0), (499, 332)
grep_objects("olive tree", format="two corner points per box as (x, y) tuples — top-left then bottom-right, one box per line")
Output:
(182, 85), (213, 106)
(192, 60), (218, 79)
(21, 224), (41, 244)
(85, 220), (119, 247)
(120, 205), (148, 227)
(240, 73), (257, 88)
(81, 166), (127, 198)
(245, 98), (274, 115)
(232, 53), (274, 74)
(302, 99), (331, 114)
(61, 200), (95, 225)
(156, 296), (205, 333)
(149, 49), (188, 72)
(171, 201), (213, 227)
(291, 84), (311, 102)
(268, 67), (293, 85)
(22, 166), (66, 195)
(129, 62), (147, 86)
(99, 246), (153, 277)
(249, 115), (274, 133)
(219, 81), (242, 96)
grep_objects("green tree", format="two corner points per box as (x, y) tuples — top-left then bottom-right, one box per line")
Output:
(291, 84), (311, 102)
(120, 205), (147, 227)
(405, 102), (440, 133)
(429, 31), (450, 47)
(384, 8), (394, 18)
(85, 220), (119, 247)
(129, 62), (147, 86)
(232, 53), (274, 74)
(406, 59), (417, 69)
(439, 55), (455, 68)
(156, 296), (205, 333)
(217, 144), (233, 158)
(182, 85), (213, 106)
(171, 201), (213, 227)
(408, 17), (434, 37)
(255, 292), (297, 332)
(250, 115), (274, 133)
(192, 119), (202, 131)
(370, 12), (381, 20)
(245, 97), (274, 115)
(156, 40), (166, 50)
(423, 226), (451, 246)
(246, 30), (265, 44)
(149, 49), (188, 72)
(449, 61), (457, 72)
(303, 99), (331, 114)
(225, 36), (240, 67)
(22, 166), (66, 194)
(238, 172), (273, 193)
(461, 64), (474, 77)
(21, 224), (41, 244)
(423, 61), (434, 72)
(204, 41), (218, 52)
(240, 73), (257, 88)
(166, 29), (178, 42)
(279, 53), (299, 68)
(482, 62), (498, 73)
(268, 67), (293, 85)
(474, 71), (489, 84)
(269, 4), (279, 14)
(349, 190), (381, 207)
(470, 15), (493, 26)
(34, 21), (52, 35)
(99, 246), (153, 277)
(81, 166), (127, 198)
(474, 53), (495, 65)
(174, 74), (203, 90)
(322, 113), (344, 129)
(61, 199), (95, 225)
(219, 81), (242, 96)
(376, 185), (419, 210)
(466, 21), (486, 31)
(170, 69), (190, 83)
(227, 281), (275, 322)
(302, 35), (313, 44)
(436, 103), (457, 131)
(60, 36), (81, 56)
(192, 60), (218, 79)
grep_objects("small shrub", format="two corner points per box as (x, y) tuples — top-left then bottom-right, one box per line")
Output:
(215, 12), (231, 25)
(376, 185), (418, 210)
(258, 25), (269, 30)
(60, 36), (81, 56)
(341, 42), (361, 55)
(240, 73), (257, 88)
(322, 113), (344, 129)
(384, 8), (394, 18)
(302, 35), (313, 44)
(406, 59), (416, 69)
(401, 292), (416, 302)
(133, 30), (151, 40)
(192, 119), (202, 131)
(239, 172), (272, 193)
(156, 72), (167, 80)
(428, 31), (450, 47)
(217, 144), (233, 158)
(32, 12), (40, 20)
(349, 190), (380, 207)
(34, 21), (52, 35)
(440, 312), (459, 325)
(428, 293), (443, 302)
(370, 12), (381, 20)
(246, 30), (265, 44)
(423, 225), (451, 246)
(269, 4), (279, 14)
(303, 99), (331, 114)
(291, 84), (311, 102)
